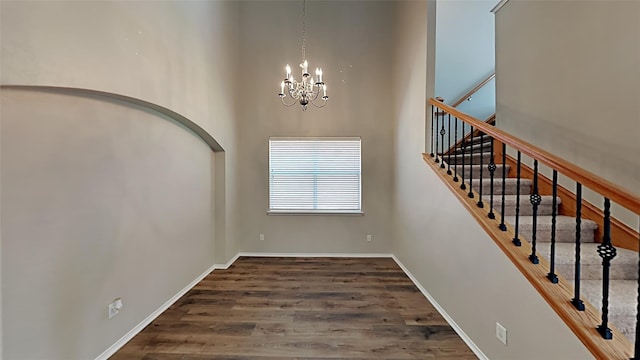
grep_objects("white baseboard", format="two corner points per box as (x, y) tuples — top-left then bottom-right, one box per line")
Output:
(391, 255), (489, 360)
(237, 251), (393, 258)
(94, 262), (220, 360)
(213, 252), (241, 270)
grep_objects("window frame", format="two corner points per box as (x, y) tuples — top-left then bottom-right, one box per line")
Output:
(267, 137), (363, 216)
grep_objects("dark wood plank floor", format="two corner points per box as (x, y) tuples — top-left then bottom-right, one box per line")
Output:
(111, 257), (477, 359)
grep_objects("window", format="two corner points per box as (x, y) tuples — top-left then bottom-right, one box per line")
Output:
(269, 137), (362, 214)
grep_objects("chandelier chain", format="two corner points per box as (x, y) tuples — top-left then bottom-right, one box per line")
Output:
(301, 0), (306, 62)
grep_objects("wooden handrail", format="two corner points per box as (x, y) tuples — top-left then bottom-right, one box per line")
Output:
(450, 73), (496, 108)
(428, 98), (640, 214)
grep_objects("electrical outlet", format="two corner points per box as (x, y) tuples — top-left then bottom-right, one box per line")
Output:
(108, 298), (123, 319)
(366, 234), (372, 242)
(259, 233), (265, 241)
(496, 322), (507, 345)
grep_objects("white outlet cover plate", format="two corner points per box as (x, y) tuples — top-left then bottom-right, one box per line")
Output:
(496, 322), (507, 345)
(108, 303), (118, 319)
(108, 298), (123, 319)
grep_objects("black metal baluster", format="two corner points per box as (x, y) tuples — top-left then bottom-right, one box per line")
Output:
(434, 111), (440, 164)
(430, 105), (435, 158)
(529, 160), (541, 264)
(488, 139), (496, 219)
(499, 143), (507, 231)
(467, 126), (475, 198)
(453, 117), (459, 182)
(547, 170), (559, 283)
(512, 151), (522, 246)
(477, 133), (485, 208)
(572, 183), (586, 311)
(447, 114), (452, 175)
(460, 128), (466, 190)
(440, 115), (446, 168)
(597, 198), (617, 339)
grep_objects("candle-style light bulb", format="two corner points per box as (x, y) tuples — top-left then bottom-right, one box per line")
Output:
(302, 60), (308, 74)
(280, 81), (285, 94)
(323, 84), (327, 97)
(285, 65), (291, 80)
(318, 68), (323, 83)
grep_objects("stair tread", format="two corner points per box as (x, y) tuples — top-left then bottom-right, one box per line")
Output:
(462, 142), (492, 150)
(505, 215), (598, 231)
(471, 178), (532, 186)
(468, 164), (507, 168)
(484, 194), (561, 205)
(452, 144), (494, 154)
(446, 153), (493, 161)
(467, 164), (510, 179)
(464, 137), (493, 146)
(539, 242), (638, 267)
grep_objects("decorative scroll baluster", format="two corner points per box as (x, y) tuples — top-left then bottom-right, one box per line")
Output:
(440, 116), (446, 169)
(572, 183), (586, 311)
(453, 116), (459, 182)
(460, 128), (466, 190)
(512, 151), (522, 246)
(597, 198), (617, 340)
(499, 143), (507, 231)
(446, 114), (452, 175)
(434, 111), (440, 164)
(467, 126), (475, 198)
(477, 133), (485, 208)
(430, 105), (435, 158)
(547, 170), (559, 283)
(488, 139), (496, 219)
(529, 160), (541, 264)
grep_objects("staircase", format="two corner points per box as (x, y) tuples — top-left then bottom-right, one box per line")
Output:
(452, 134), (639, 342)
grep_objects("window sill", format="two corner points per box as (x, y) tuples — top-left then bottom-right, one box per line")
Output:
(267, 210), (364, 216)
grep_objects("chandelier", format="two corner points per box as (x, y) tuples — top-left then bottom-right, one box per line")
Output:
(278, 0), (328, 111)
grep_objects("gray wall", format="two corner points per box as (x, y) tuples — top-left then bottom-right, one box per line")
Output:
(1, 89), (216, 360)
(495, 0), (640, 226)
(1, 1), (240, 359)
(233, 1), (395, 254)
(392, 1), (594, 359)
(435, 0), (495, 114)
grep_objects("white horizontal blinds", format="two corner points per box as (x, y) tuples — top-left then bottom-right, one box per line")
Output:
(269, 138), (361, 212)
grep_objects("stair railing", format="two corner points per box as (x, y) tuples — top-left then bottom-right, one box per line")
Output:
(440, 73), (496, 155)
(427, 98), (640, 360)
(450, 72), (495, 108)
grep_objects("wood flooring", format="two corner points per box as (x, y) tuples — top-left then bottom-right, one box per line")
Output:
(111, 257), (477, 359)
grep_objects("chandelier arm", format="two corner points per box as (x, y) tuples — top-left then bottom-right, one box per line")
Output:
(310, 97), (328, 108)
(280, 96), (298, 107)
(310, 86), (321, 101)
(289, 84), (303, 101)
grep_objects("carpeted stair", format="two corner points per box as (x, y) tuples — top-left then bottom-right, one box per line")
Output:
(448, 135), (639, 342)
